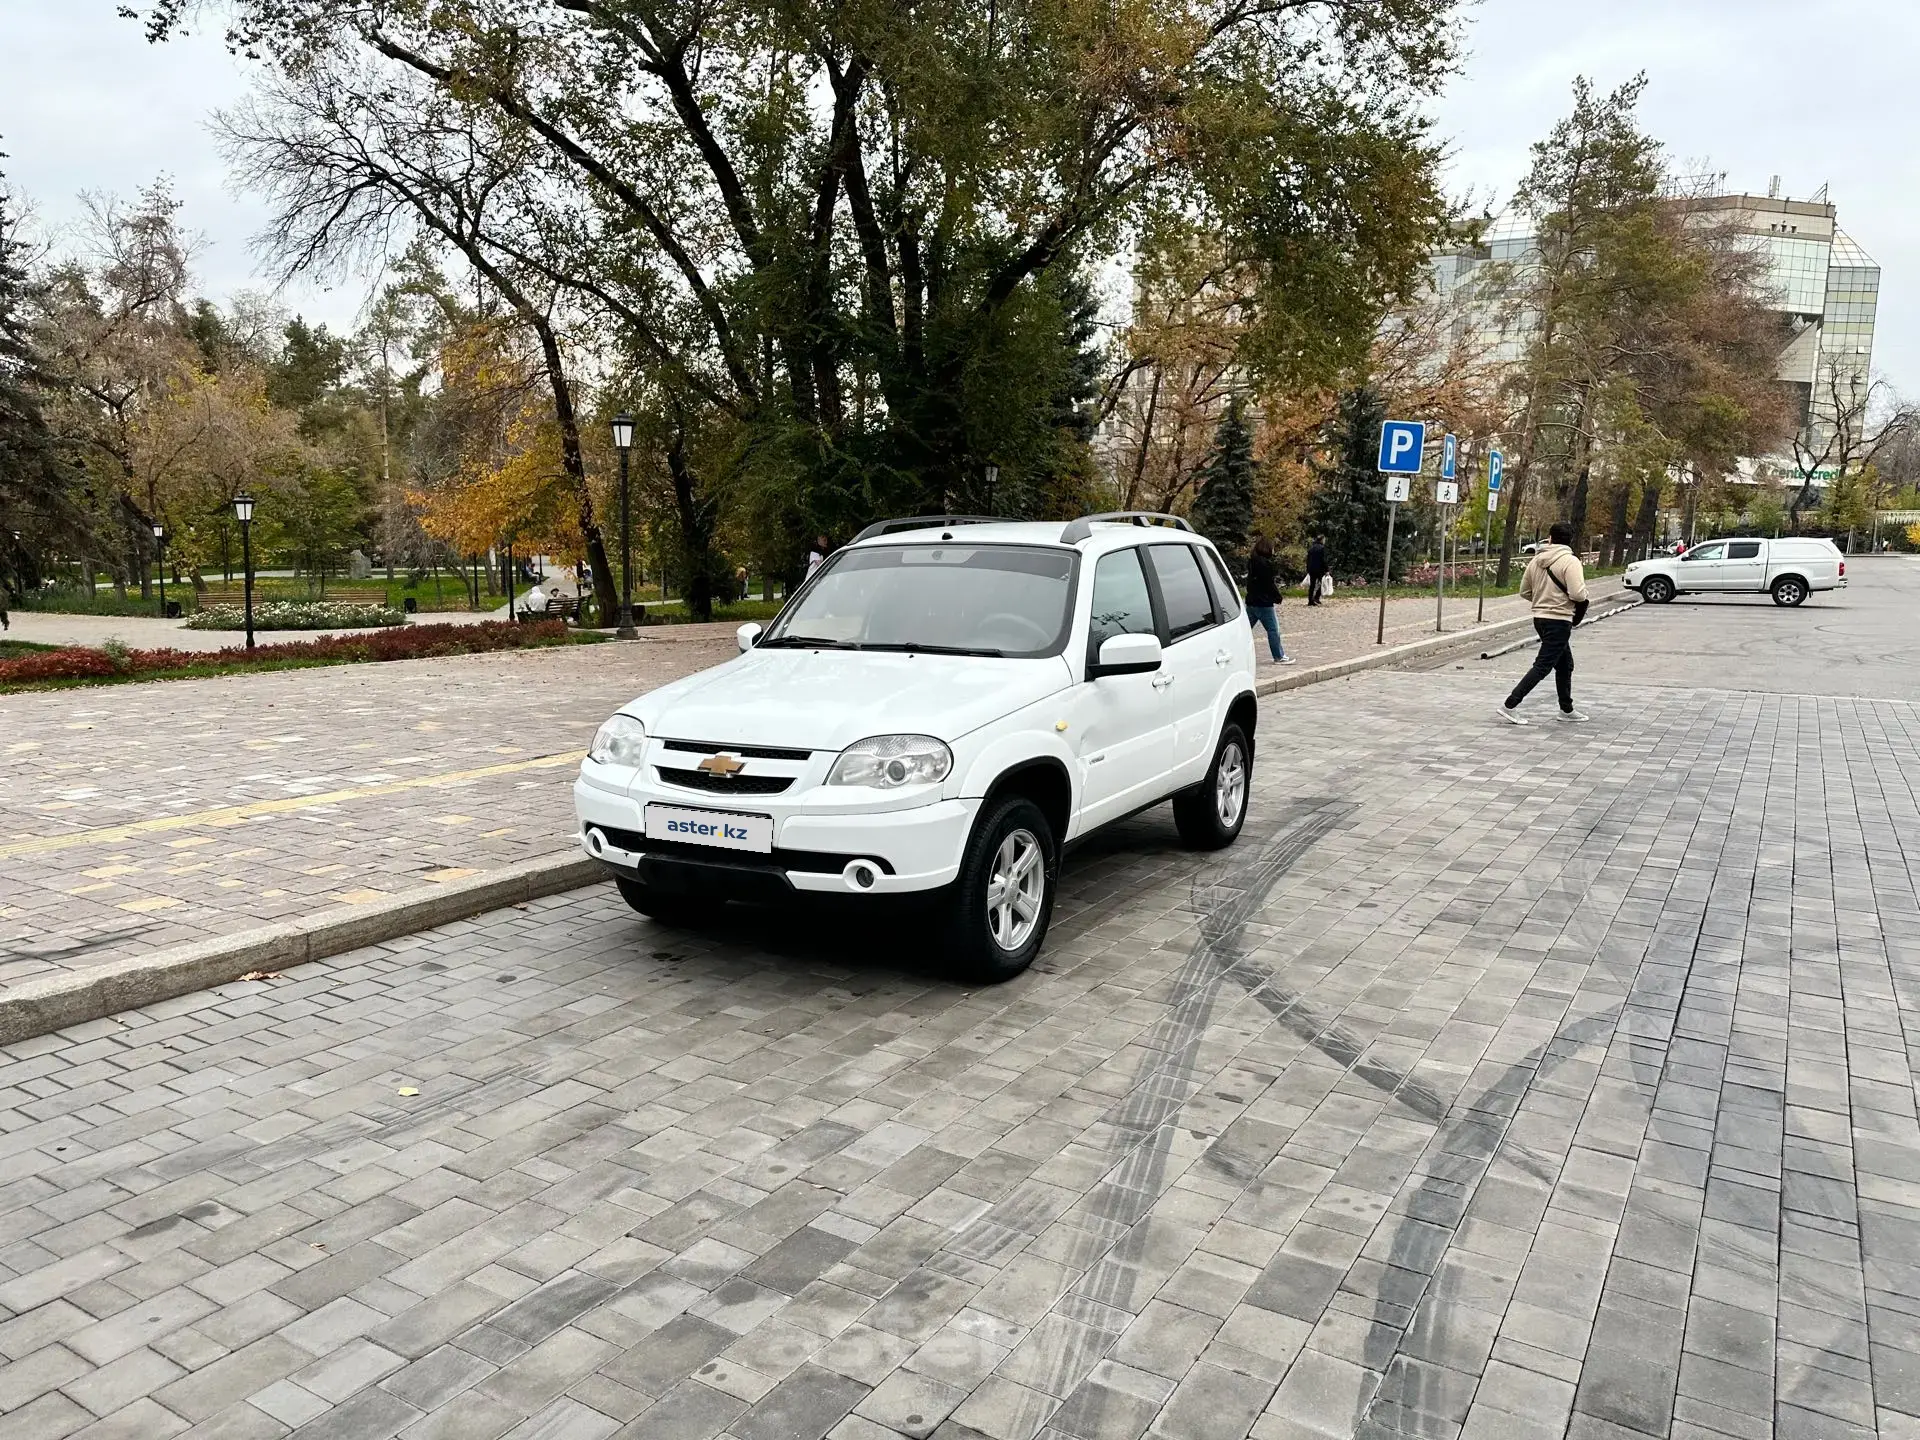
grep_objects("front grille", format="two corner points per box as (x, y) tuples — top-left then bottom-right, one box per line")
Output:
(661, 739), (813, 761)
(656, 767), (792, 796)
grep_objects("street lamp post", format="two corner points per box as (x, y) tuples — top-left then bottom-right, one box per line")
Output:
(152, 522), (167, 621)
(610, 413), (636, 638)
(232, 493), (256, 651)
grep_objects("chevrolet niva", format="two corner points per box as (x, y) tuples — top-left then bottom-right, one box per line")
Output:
(575, 513), (1258, 981)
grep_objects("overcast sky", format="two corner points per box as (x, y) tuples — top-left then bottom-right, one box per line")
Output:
(3, 0), (1917, 383)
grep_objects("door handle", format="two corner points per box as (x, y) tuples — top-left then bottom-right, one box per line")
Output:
(1214, 650), (1231, 667)
(1151, 674), (1174, 689)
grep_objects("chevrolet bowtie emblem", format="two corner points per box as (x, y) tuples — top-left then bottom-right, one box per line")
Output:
(697, 753), (747, 776)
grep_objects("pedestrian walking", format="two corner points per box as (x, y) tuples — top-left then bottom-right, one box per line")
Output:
(807, 535), (830, 578)
(1499, 522), (1589, 725)
(1245, 537), (1295, 665)
(1305, 537), (1328, 605)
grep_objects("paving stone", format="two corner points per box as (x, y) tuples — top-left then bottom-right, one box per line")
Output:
(603, 1318), (737, 1399)
(8, 635), (1920, 1440)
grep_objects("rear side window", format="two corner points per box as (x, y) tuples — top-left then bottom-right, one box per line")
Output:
(1200, 548), (1242, 619)
(1728, 541), (1761, 559)
(1087, 549), (1156, 669)
(1146, 544), (1216, 640)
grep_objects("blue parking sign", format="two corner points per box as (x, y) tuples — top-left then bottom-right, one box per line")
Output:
(1377, 420), (1426, 475)
(1488, 449), (1504, 491)
(1441, 433), (1457, 480)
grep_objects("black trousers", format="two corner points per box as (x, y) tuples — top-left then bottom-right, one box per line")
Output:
(1506, 619), (1574, 711)
(1307, 572), (1326, 604)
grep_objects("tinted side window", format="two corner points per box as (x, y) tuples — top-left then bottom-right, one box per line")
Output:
(1200, 547), (1242, 619)
(1727, 541), (1761, 559)
(1688, 543), (1726, 561)
(1087, 549), (1156, 669)
(1147, 544), (1215, 640)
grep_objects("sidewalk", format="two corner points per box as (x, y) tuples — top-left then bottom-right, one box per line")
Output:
(0, 586), (1604, 992)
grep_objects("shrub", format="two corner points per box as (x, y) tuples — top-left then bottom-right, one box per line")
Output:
(0, 621), (582, 689)
(185, 601), (406, 631)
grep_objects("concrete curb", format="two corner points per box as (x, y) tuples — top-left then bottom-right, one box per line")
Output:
(1254, 611), (1537, 697)
(1, 593), (1624, 1043)
(0, 855), (600, 1046)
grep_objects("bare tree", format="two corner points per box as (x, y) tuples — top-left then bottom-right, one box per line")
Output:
(220, 64), (623, 618)
(1786, 355), (1914, 525)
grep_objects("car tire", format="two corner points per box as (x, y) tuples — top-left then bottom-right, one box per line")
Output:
(942, 795), (1057, 984)
(1771, 576), (1808, 607)
(614, 876), (702, 928)
(1173, 722), (1252, 851)
(1640, 575), (1675, 604)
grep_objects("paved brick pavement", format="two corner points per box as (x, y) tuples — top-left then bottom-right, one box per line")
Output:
(0, 630), (737, 990)
(1, 585), (1593, 992)
(0, 635), (1913, 1438)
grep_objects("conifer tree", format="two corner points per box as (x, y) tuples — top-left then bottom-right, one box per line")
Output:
(1190, 399), (1256, 575)
(1305, 385), (1420, 581)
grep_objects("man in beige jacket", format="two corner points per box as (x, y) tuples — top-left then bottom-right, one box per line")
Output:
(1499, 522), (1589, 724)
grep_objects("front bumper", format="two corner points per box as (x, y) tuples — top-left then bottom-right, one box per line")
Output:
(574, 774), (976, 898)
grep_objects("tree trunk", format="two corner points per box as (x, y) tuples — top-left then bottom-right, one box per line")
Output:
(528, 313), (619, 627)
(1569, 462), (1591, 550)
(1605, 483), (1632, 566)
(1632, 480), (1662, 562)
(667, 427), (715, 623)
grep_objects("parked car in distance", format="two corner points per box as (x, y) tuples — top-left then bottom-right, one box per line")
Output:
(574, 512), (1258, 982)
(1623, 537), (1846, 607)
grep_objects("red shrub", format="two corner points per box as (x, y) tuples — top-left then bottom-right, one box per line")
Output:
(0, 648), (121, 683)
(0, 621), (578, 688)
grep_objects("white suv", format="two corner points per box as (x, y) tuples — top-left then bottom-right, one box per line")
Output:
(575, 514), (1258, 980)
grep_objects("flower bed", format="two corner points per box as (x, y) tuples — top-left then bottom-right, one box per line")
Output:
(0, 621), (590, 689)
(185, 600), (407, 631)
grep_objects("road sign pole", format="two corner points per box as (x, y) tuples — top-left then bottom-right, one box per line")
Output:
(1477, 503), (1488, 624)
(1435, 504), (1445, 634)
(1377, 501), (1397, 646)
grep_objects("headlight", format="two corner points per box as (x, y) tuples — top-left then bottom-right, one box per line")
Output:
(589, 714), (647, 766)
(827, 735), (953, 789)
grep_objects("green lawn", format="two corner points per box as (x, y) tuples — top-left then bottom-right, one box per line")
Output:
(0, 640), (58, 659)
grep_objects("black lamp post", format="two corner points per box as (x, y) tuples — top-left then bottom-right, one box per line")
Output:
(232, 493), (256, 651)
(610, 413), (636, 637)
(152, 522), (167, 620)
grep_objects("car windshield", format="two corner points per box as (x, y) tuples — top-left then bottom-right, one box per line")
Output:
(763, 544), (1076, 658)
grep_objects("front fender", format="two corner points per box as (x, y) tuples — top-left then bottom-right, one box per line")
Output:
(954, 731), (1079, 805)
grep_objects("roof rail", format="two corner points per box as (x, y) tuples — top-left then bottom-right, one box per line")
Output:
(1059, 511), (1196, 545)
(850, 515), (1005, 543)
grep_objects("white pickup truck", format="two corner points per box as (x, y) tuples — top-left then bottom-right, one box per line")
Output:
(1622, 537), (1846, 607)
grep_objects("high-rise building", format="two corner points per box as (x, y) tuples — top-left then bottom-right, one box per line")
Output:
(1433, 184), (1880, 479)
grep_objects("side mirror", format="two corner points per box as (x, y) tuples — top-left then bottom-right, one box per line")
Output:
(1090, 632), (1162, 679)
(737, 622), (763, 653)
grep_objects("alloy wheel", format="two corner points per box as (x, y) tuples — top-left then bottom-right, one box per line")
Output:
(1215, 741), (1248, 829)
(986, 828), (1045, 952)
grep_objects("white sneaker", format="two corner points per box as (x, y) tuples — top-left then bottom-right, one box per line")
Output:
(1497, 706), (1527, 726)
(1557, 709), (1589, 722)
(1276, 656), (1297, 665)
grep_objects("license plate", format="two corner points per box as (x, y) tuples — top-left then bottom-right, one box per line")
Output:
(645, 804), (774, 853)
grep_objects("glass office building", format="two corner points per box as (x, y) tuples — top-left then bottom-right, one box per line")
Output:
(1434, 189), (1880, 479)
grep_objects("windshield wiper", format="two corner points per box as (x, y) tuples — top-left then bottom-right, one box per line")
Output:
(860, 642), (1007, 657)
(756, 635), (860, 649)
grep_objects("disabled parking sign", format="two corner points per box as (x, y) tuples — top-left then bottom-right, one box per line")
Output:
(1377, 420), (1426, 475)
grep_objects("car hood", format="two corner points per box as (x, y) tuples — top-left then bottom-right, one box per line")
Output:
(627, 649), (1076, 751)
